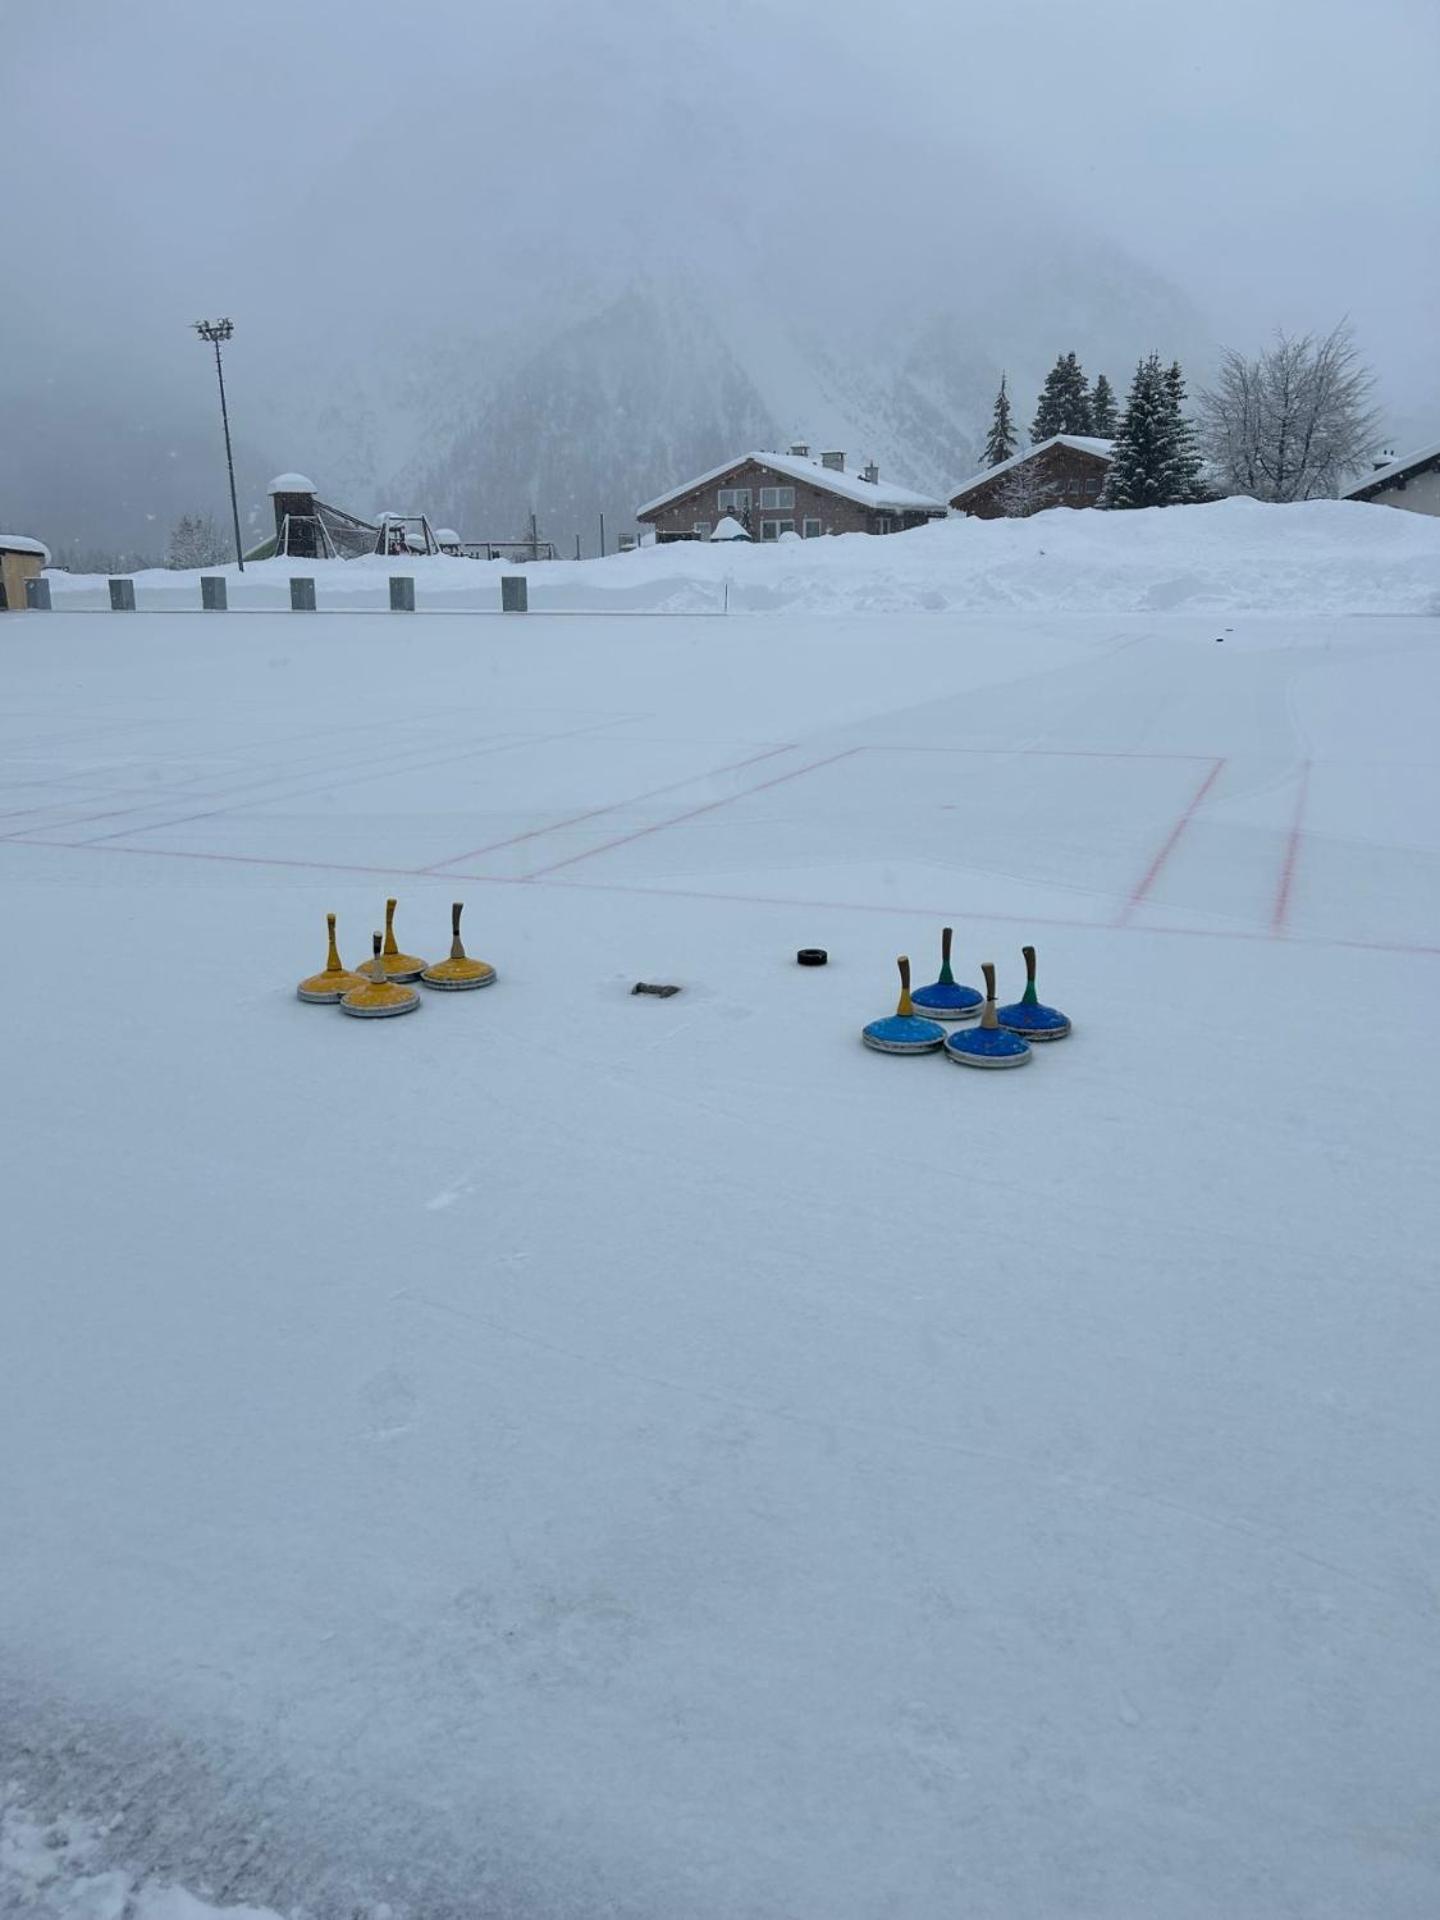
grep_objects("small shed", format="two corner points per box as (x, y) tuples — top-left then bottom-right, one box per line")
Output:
(710, 515), (752, 542)
(0, 534), (49, 611)
(267, 472), (320, 553)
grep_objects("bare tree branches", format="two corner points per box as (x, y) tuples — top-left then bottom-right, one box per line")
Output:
(1198, 322), (1380, 501)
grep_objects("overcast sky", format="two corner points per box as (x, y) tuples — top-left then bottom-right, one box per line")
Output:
(2, 0), (1436, 540)
(883, 0), (1439, 414)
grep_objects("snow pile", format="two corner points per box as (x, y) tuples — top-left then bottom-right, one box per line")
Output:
(0, 1800), (284, 1920)
(42, 497), (1440, 618)
(1, 532), (50, 561)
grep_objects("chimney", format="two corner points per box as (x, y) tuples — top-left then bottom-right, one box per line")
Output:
(820, 450), (845, 472)
(789, 442), (810, 458)
(861, 461), (879, 484)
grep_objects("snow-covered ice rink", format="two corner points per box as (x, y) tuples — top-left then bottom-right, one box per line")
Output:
(4, 585), (1440, 1914)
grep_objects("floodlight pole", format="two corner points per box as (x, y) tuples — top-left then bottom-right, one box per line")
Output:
(194, 318), (245, 571)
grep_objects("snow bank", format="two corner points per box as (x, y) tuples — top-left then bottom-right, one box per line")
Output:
(0, 1801), (285, 1920)
(41, 496), (1440, 618)
(1, 532), (51, 561)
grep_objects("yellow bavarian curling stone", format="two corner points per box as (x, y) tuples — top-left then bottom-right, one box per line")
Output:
(340, 932), (421, 1020)
(375, 897), (426, 981)
(420, 901), (497, 991)
(297, 912), (368, 1004)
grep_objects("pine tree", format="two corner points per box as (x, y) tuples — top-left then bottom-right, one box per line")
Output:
(1090, 372), (1119, 438)
(1164, 361), (1204, 502)
(1032, 356), (1068, 441)
(1101, 353), (1193, 509)
(1061, 352), (1094, 435)
(983, 374), (1018, 466)
(1032, 351), (1093, 441)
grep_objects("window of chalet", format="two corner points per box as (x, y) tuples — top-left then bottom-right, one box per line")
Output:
(718, 487), (751, 512)
(760, 519), (796, 540)
(875, 516), (892, 534)
(759, 486), (796, 509)
(803, 518), (823, 538)
(693, 522), (712, 539)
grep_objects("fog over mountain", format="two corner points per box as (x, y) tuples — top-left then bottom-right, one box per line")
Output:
(2, 0), (1435, 556)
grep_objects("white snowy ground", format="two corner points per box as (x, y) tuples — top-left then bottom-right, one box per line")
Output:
(5, 509), (1440, 1917)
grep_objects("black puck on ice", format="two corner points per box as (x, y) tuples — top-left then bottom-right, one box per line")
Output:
(796, 948), (828, 967)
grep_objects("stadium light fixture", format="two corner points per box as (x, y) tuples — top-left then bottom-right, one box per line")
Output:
(193, 318), (245, 572)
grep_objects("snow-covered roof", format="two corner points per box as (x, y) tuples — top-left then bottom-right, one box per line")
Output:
(266, 472), (317, 496)
(1342, 441), (1440, 500)
(0, 533), (49, 561)
(710, 515), (751, 541)
(949, 435), (1114, 504)
(638, 451), (948, 519)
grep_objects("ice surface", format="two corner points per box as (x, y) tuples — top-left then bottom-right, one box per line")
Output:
(4, 544), (1440, 1915)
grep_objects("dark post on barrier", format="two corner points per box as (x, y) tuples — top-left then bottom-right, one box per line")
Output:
(501, 575), (528, 613)
(26, 577), (52, 610)
(290, 577), (316, 612)
(109, 578), (136, 611)
(390, 576), (415, 612)
(201, 575), (227, 611)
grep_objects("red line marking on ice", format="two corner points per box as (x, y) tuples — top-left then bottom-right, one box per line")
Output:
(0, 836), (418, 879)
(5, 832), (1438, 960)
(423, 742), (797, 873)
(1271, 759), (1312, 936)
(863, 744), (1216, 762)
(536, 875), (1440, 962)
(23, 715), (642, 850)
(1115, 756), (1226, 925)
(518, 746), (865, 880)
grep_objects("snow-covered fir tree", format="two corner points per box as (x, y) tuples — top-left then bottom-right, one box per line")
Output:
(168, 513), (230, 569)
(1164, 361), (1205, 502)
(1031, 352), (1094, 441)
(168, 515), (201, 570)
(1090, 372), (1119, 438)
(1101, 353), (1193, 508)
(983, 374), (1018, 466)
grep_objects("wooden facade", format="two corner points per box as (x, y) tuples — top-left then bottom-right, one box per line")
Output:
(950, 438), (1113, 520)
(0, 538), (47, 611)
(639, 454), (947, 544)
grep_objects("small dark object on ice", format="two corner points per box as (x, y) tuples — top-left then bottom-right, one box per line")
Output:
(796, 948), (828, 966)
(632, 981), (681, 998)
